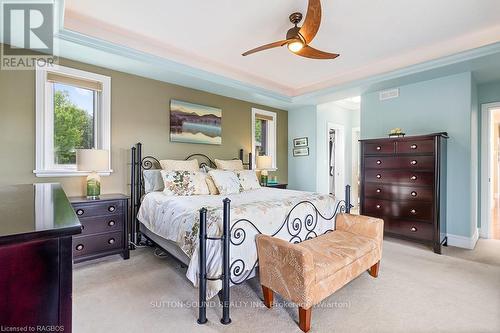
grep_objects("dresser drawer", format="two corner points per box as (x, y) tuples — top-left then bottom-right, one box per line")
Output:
(363, 199), (433, 220)
(364, 142), (395, 155)
(73, 232), (123, 257)
(364, 156), (434, 170)
(396, 139), (434, 154)
(365, 170), (434, 186)
(73, 200), (123, 218)
(364, 183), (434, 201)
(79, 214), (123, 236)
(385, 219), (434, 241)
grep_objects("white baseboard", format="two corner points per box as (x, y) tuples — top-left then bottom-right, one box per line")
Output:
(447, 228), (479, 249)
(479, 227), (489, 238)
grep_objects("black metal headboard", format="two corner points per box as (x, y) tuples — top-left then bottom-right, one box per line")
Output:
(129, 142), (252, 246)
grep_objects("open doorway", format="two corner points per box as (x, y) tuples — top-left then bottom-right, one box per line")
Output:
(328, 123), (345, 197)
(481, 102), (500, 240)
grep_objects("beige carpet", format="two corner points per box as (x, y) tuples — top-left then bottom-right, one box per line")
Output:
(73, 239), (500, 333)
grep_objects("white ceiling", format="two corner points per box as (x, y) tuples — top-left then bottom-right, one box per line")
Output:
(64, 0), (500, 97)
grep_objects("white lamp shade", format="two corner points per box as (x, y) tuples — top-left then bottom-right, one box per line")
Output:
(256, 155), (272, 170)
(76, 149), (109, 171)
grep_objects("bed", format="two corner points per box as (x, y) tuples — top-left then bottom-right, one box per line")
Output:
(129, 142), (352, 325)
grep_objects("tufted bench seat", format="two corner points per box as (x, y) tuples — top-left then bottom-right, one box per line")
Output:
(256, 213), (384, 332)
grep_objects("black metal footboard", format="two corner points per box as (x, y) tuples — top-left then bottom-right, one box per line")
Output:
(197, 185), (352, 324)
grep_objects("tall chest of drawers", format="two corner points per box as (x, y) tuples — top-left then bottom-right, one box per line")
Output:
(360, 133), (448, 254)
(70, 194), (130, 263)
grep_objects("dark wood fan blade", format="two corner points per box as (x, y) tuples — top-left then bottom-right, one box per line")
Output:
(299, 0), (322, 43)
(295, 45), (339, 59)
(242, 40), (288, 56)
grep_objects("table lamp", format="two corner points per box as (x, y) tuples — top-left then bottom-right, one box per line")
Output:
(76, 149), (109, 199)
(256, 155), (272, 186)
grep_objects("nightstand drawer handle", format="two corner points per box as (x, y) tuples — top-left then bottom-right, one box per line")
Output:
(108, 220), (116, 226)
(411, 191), (417, 197)
(76, 244), (84, 251)
(376, 146), (381, 151)
(376, 160), (382, 165)
(410, 144), (418, 149)
(376, 188), (381, 193)
(410, 160), (418, 165)
(410, 209), (417, 215)
(410, 175), (417, 180)
(108, 238), (115, 245)
(76, 209), (84, 216)
(376, 204), (381, 209)
(108, 205), (116, 212)
(410, 226), (417, 232)
(376, 174), (382, 179)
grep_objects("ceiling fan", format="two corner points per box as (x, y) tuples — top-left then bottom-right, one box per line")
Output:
(242, 0), (339, 60)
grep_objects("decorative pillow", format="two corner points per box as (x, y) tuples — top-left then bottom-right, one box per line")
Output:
(214, 159), (244, 171)
(236, 170), (261, 191)
(205, 176), (220, 195)
(160, 159), (199, 171)
(208, 170), (242, 195)
(161, 170), (209, 196)
(143, 170), (164, 193)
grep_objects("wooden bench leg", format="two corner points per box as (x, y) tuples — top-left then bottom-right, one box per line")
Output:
(262, 285), (273, 308)
(299, 307), (311, 332)
(369, 261), (380, 278)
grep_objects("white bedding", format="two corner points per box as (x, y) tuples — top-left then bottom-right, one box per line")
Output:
(137, 188), (339, 298)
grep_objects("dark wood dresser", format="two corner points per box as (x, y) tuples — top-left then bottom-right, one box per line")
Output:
(70, 194), (129, 263)
(360, 133), (448, 254)
(0, 183), (82, 331)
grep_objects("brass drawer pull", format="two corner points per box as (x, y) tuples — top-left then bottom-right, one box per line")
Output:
(108, 220), (116, 226)
(376, 160), (382, 165)
(376, 204), (381, 209)
(410, 160), (418, 165)
(376, 188), (381, 193)
(410, 144), (418, 149)
(410, 226), (417, 232)
(108, 205), (116, 212)
(376, 174), (382, 179)
(376, 146), (381, 151)
(410, 175), (417, 180)
(76, 209), (84, 216)
(411, 191), (417, 197)
(410, 209), (417, 215)
(108, 238), (115, 245)
(76, 244), (84, 251)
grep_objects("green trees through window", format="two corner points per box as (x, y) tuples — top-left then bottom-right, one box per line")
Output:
(53, 85), (95, 165)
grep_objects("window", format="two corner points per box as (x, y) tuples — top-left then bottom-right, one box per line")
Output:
(35, 65), (111, 177)
(252, 109), (277, 169)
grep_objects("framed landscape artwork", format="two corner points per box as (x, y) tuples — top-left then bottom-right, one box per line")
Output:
(293, 147), (309, 157)
(293, 137), (308, 147)
(170, 99), (222, 145)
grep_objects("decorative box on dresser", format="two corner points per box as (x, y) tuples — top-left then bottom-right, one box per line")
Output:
(360, 133), (448, 254)
(70, 194), (130, 263)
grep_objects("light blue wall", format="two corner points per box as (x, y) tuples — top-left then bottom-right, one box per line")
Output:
(288, 106), (317, 191)
(361, 72), (475, 237)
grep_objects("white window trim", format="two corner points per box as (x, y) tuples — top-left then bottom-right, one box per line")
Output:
(34, 64), (112, 177)
(251, 108), (277, 170)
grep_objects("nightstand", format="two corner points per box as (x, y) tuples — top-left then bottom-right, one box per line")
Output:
(70, 194), (130, 263)
(265, 183), (288, 189)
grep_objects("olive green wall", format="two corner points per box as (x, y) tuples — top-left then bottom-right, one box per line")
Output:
(0, 58), (288, 196)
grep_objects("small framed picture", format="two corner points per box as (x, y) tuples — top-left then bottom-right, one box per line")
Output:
(293, 137), (308, 147)
(293, 147), (309, 157)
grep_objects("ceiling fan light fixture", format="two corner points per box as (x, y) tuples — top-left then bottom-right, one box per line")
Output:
(287, 41), (304, 53)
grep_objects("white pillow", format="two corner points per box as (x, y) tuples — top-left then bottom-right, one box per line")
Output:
(161, 170), (209, 196)
(160, 159), (199, 171)
(214, 159), (244, 171)
(143, 170), (164, 193)
(236, 170), (261, 191)
(205, 176), (219, 195)
(208, 170), (242, 195)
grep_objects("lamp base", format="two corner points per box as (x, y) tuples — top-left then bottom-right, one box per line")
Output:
(260, 170), (269, 186)
(86, 172), (101, 200)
